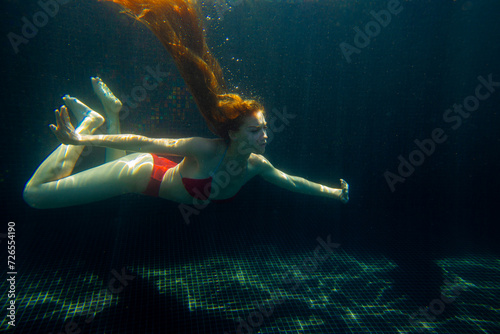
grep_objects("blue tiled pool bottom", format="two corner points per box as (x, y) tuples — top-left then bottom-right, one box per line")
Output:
(1, 244), (499, 333)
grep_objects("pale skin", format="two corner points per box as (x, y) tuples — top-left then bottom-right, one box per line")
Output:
(23, 78), (349, 209)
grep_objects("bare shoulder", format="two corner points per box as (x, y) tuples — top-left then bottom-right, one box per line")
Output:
(248, 154), (274, 174)
(186, 137), (221, 157)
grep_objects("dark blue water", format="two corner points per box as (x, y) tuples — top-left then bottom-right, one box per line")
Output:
(1, 0), (499, 333)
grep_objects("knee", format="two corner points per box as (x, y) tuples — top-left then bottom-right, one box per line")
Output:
(23, 183), (41, 209)
(23, 182), (54, 209)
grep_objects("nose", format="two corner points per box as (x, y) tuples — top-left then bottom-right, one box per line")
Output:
(262, 129), (268, 140)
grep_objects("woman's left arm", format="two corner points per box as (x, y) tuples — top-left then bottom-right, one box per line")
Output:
(256, 156), (349, 203)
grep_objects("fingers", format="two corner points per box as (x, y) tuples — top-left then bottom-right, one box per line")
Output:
(54, 108), (63, 129)
(50, 104), (79, 145)
(49, 121), (65, 143)
(49, 124), (57, 134)
(52, 106), (71, 134)
(54, 106), (73, 129)
(339, 179), (349, 204)
(61, 106), (72, 125)
(50, 107), (62, 136)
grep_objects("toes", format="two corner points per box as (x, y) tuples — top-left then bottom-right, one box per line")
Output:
(92, 76), (109, 95)
(91, 77), (102, 91)
(61, 95), (105, 129)
(63, 95), (89, 112)
(91, 77), (122, 112)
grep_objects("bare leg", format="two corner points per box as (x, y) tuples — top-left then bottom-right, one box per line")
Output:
(25, 102), (105, 186)
(92, 77), (127, 162)
(24, 152), (153, 209)
(23, 101), (153, 209)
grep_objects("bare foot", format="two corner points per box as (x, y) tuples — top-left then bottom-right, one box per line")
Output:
(91, 77), (122, 121)
(339, 179), (349, 204)
(63, 95), (104, 134)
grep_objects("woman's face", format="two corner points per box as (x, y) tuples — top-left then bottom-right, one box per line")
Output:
(231, 110), (268, 154)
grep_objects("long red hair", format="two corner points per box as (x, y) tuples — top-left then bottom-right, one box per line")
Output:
(103, 0), (263, 140)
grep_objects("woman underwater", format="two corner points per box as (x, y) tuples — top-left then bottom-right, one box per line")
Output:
(23, 0), (349, 209)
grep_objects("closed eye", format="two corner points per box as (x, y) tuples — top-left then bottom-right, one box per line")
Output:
(250, 125), (267, 132)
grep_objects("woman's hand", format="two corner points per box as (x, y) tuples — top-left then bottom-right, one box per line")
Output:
(49, 106), (83, 145)
(339, 179), (349, 204)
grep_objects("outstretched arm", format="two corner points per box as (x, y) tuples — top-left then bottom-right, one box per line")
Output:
(256, 155), (349, 203)
(49, 106), (212, 157)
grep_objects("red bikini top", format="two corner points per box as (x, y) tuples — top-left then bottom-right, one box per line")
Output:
(181, 146), (237, 202)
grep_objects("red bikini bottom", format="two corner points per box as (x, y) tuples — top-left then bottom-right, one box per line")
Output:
(142, 154), (178, 197)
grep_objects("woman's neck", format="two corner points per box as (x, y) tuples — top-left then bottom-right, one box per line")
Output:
(226, 140), (251, 164)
